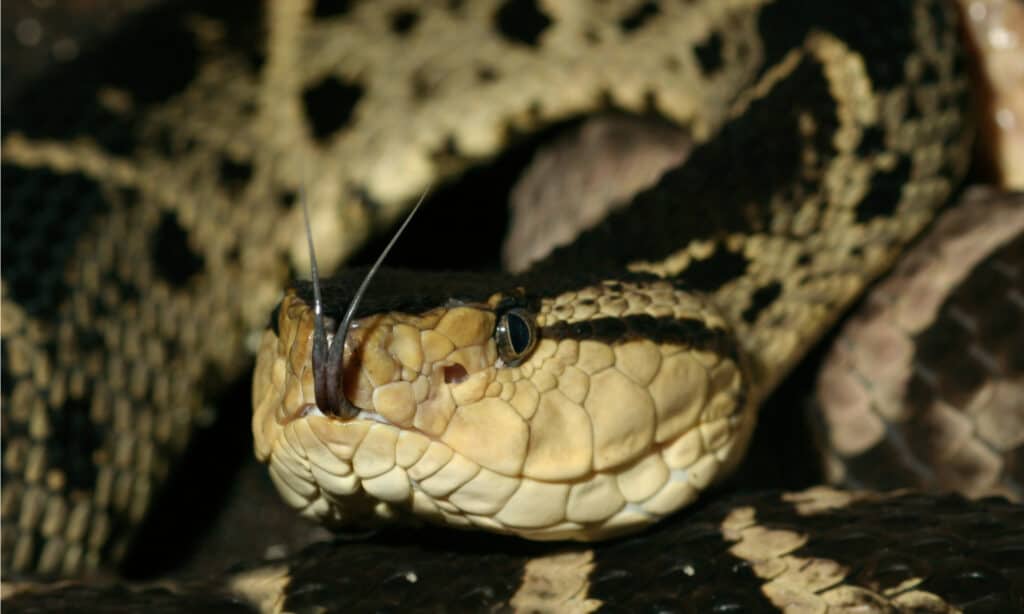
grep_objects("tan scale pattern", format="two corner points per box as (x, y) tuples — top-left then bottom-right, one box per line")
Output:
(254, 284), (748, 540)
(2, 0), (781, 574)
(2, 0), (980, 576)
(629, 28), (970, 396)
(254, 0), (972, 541)
(722, 488), (956, 612)
(8, 485), (1017, 610)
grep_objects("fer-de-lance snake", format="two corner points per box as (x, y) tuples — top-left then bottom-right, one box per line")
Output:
(253, 0), (974, 538)
(3, 0), (1023, 611)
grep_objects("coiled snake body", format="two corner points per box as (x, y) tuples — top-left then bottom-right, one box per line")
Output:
(3, 0), (1023, 611)
(254, 0), (971, 537)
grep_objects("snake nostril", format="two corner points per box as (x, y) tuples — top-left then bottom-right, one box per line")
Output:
(444, 363), (469, 384)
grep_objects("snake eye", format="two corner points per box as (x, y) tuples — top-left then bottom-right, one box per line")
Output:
(495, 308), (537, 366)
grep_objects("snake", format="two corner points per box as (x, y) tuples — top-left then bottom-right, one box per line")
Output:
(251, 0), (974, 537)
(2, 0), (1023, 611)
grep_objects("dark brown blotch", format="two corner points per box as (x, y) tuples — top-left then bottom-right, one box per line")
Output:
(313, 0), (352, 18)
(694, 31), (724, 75)
(302, 76), (364, 143)
(390, 9), (420, 35)
(152, 212), (204, 287)
(494, 0), (552, 47)
(619, 1), (659, 33)
(741, 282), (782, 323)
(218, 156), (253, 198)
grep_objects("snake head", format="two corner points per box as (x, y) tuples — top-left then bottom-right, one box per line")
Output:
(252, 271), (754, 540)
(253, 274), (524, 528)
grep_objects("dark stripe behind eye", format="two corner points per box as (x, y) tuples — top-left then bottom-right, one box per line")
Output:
(540, 314), (737, 360)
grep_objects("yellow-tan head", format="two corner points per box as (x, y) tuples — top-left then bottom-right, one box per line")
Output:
(252, 270), (753, 541)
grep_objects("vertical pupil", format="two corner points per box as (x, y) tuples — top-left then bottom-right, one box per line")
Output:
(507, 314), (531, 353)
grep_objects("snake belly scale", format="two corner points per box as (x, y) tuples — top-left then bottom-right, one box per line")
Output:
(0, 0), (977, 583)
(252, 0), (971, 541)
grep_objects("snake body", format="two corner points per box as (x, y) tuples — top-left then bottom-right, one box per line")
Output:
(2, 0), (1022, 609)
(253, 0), (972, 540)
(815, 187), (1024, 501)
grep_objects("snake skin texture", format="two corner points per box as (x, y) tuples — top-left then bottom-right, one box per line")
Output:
(815, 188), (1024, 502)
(1, 0), (1022, 610)
(253, 0), (974, 540)
(5, 487), (1023, 612)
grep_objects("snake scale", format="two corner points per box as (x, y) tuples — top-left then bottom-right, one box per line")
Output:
(2, 0), (1022, 611)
